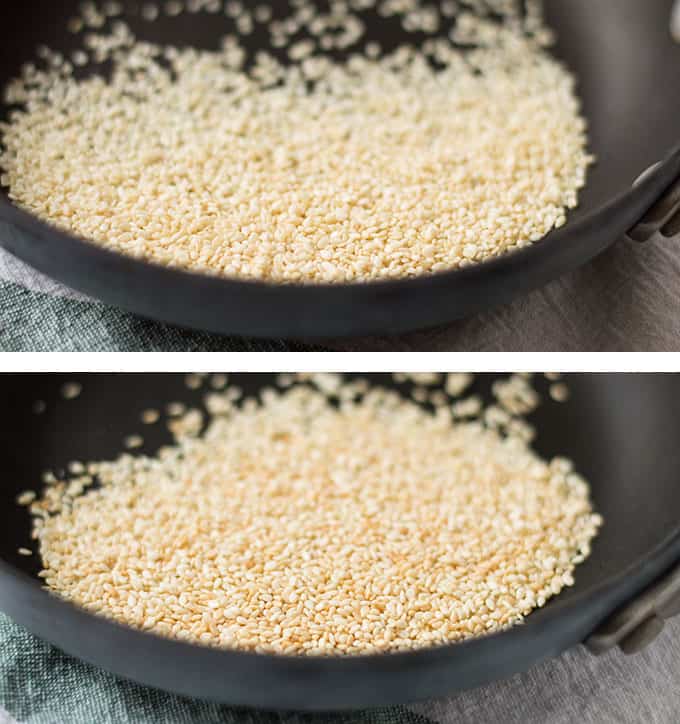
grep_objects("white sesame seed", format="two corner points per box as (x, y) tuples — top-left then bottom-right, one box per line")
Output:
(123, 434), (144, 450)
(166, 402), (187, 417)
(16, 491), (36, 506)
(61, 382), (83, 401)
(0, 1), (592, 284)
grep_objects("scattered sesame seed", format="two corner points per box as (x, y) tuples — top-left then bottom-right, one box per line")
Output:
(16, 491), (36, 506)
(141, 409), (161, 425)
(0, 1), (592, 284)
(493, 375), (540, 416)
(141, 3), (160, 21)
(168, 408), (204, 439)
(67, 17), (85, 34)
(72, 50), (89, 67)
(123, 435), (144, 450)
(184, 374), (203, 390)
(452, 395), (483, 418)
(210, 374), (229, 390)
(164, 1), (183, 17)
(17, 548), (33, 557)
(166, 402), (187, 417)
(445, 373), (474, 398)
(27, 373), (601, 656)
(411, 386), (429, 403)
(61, 382), (83, 401)
(549, 383), (570, 403)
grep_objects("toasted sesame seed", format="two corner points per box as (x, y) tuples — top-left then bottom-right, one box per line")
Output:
(141, 409), (161, 425)
(28, 374), (601, 656)
(168, 408), (204, 440)
(210, 374), (229, 390)
(549, 383), (570, 403)
(16, 490), (36, 506)
(184, 374), (203, 390)
(17, 548), (33, 557)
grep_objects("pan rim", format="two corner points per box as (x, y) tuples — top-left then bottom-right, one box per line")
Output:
(2, 523), (679, 669)
(1, 144), (680, 298)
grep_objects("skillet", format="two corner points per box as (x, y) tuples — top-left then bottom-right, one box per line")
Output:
(1, 2), (680, 339)
(0, 372), (679, 710)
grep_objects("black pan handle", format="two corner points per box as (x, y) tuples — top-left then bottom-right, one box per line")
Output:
(627, 2), (680, 243)
(585, 561), (680, 655)
(626, 163), (680, 243)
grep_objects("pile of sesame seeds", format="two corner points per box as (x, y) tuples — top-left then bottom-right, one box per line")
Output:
(21, 373), (602, 656)
(0, 1), (592, 284)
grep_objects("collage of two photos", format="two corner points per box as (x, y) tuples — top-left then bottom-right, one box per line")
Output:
(0, 1), (679, 723)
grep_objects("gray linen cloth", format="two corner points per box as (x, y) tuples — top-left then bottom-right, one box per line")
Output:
(336, 236), (680, 352)
(0, 612), (678, 723)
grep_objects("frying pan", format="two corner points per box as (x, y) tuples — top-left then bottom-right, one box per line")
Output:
(1, 372), (680, 711)
(2, 2), (680, 340)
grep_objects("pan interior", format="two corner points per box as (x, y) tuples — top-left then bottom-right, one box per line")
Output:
(1, 1), (679, 235)
(1, 373), (680, 625)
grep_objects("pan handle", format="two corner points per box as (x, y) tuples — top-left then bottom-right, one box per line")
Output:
(626, 163), (680, 243)
(629, 2), (680, 242)
(585, 561), (680, 655)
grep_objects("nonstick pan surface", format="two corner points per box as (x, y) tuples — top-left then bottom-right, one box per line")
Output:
(0, 373), (680, 711)
(1, 2), (680, 339)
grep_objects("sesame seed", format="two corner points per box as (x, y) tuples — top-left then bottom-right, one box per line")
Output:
(452, 395), (482, 418)
(123, 435), (144, 449)
(184, 374), (203, 390)
(0, 1), (593, 284)
(141, 3), (159, 21)
(210, 374), (229, 390)
(445, 373), (474, 398)
(61, 382), (83, 401)
(549, 383), (570, 403)
(141, 409), (161, 425)
(168, 408), (204, 440)
(68, 17), (85, 34)
(166, 402), (187, 417)
(16, 491), (36, 506)
(28, 374), (601, 656)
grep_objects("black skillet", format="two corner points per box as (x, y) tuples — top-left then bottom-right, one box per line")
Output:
(0, 373), (679, 711)
(2, 2), (680, 339)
